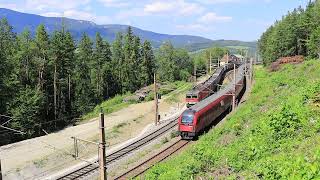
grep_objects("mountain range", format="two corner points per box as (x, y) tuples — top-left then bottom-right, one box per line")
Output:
(0, 8), (256, 51)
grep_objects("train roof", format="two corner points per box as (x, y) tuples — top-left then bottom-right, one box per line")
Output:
(189, 64), (246, 112)
(187, 63), (235, 95)
(187, 64), (231, 95)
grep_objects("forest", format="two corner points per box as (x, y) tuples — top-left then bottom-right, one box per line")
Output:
(259, 0), (320, 65)
(0, 18), (193, 145)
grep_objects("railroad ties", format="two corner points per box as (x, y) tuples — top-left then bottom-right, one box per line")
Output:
(57, 117), (179, 180)
(115, 139), (190, 179)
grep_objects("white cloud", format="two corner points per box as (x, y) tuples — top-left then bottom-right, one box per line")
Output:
(144, 2), (175, 13)
(143, 0), (204, 16)
(25, 0), (91, 11)
(196, 0), (242, 4)
(198, 12), (232, 23)
(98, 0), (130, 7)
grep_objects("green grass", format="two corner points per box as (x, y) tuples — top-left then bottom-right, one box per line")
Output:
(82, 93), (134, 121)
(145, 59), (320, 179)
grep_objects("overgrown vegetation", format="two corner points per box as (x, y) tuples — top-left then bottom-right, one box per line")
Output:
(259, 0), (320, 65)
(145, 60), (320, 179)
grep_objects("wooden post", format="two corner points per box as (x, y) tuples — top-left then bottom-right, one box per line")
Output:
(232, 64), (236, 112)
(54, 63), (57, 128)
(250, 58), (254, 85)
(154, 73), (158, 125)
(194, 64), (197, 82)
(227, 52), (229, 64)
(0, 158), (2, 180)
(99, 113), (107, 180)
(209, 51), (212, 74)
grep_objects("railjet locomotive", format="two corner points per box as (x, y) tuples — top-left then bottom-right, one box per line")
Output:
(179, 64), (246, 139)
(185, 63), (237, 108)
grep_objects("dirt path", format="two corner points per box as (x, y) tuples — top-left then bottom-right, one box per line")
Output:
(0, 83), (192, 180)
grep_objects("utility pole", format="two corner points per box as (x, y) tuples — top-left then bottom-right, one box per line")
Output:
(194, 64), (197, 82)
(250, 57), (254, 85)
(99, 112), (107, 180)
(209, 51), (212, 74)
(154, 73), (159, 125)
(227, 52), (229, 64)
(0, 158), (2, 180)
(54, 62), (57, 128)
(232, 64), (236, 112)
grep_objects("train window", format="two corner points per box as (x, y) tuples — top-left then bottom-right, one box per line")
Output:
(192, 95), (198, 98)
(181, 110), (194, 124)
(186, 95), (192, 98)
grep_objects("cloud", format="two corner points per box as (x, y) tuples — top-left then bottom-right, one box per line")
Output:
(25, 0), (91, 11)
(196, 0), (242, 4)
(198, 12), (232, 23)
(98, 0), (130, 7)
(143, 0), (204, 16)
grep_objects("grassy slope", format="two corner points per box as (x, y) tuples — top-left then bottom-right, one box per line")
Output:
(145, 60), (320, 179)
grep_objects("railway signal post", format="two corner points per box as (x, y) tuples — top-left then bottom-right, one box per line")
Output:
(99, 112), (107, 180)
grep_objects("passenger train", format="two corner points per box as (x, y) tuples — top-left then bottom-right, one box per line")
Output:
(179, 64), (247, 139)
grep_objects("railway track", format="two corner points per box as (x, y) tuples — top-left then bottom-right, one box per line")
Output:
(115, 139), (190, 180)
(57, 117), (179, 180)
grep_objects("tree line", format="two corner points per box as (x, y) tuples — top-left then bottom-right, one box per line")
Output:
(259, 0), (320, 65)
(0, 18), (193, 144)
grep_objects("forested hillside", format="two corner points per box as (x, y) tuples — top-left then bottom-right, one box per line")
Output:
(259, 0), (320, 65)
(0, 18), (193, 145)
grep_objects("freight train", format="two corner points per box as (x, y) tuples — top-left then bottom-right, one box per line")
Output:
(185, 63), (237, 108)
(179, 64), (246, 139)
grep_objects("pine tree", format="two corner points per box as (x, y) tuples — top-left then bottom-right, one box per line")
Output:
(112, 32), (124, 93)
(0, 18), (17, 114)
(15, 29), (36, 87)
(50, 28), (76, 126)
(74, 33), (94, 114)
(34, 24), (50, 89)
(307, 26), (320, 58)
(141, 40), (155, 86)
(129, 35), (141, 90)
(93, 32), (112, 102)
(157, 42), (176, 82)
(9, 87), (44, 138)
(123, 27), (134, 92)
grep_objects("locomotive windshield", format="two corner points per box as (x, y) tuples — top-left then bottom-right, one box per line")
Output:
(181, 110), (194, 124)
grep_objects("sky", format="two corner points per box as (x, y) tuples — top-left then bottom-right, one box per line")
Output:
(0, 0), (311, 41)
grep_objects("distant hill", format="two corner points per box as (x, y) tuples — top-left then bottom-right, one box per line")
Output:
(0, 8), (256, 51)
(184, 40), (257, 54)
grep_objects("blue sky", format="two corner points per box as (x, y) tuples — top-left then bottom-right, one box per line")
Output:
(0, 0), (311, 41)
